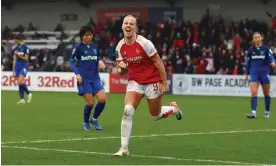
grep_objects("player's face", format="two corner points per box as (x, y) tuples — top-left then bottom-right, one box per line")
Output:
(122, 17), (136, 38)
(253, 33), (262, 45)
(82, 31), (93, 44)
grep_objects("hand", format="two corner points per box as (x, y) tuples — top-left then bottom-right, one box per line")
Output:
(161, 81), (169, 93)
(76, 74), (82, 84)
(98, 60), (105, 69)
(271, 62), (276, 68)
(118, 61), (127, 69)
(14, 51), (18, 56)
(244, 75), (249, 83)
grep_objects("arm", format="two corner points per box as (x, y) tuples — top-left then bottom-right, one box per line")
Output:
(69, 48), (80, 75)
(268, 49), (276, 63)
(97, 47), (105, 70)
(151, 54), (167, 83)
(115, 41), (127, 74)
(16, 48), (29, 62)
(144, 39), (167, 83)
(12, 54), (16, 74)
(17, 54), (29, 61)
(246, 52), (251, 75)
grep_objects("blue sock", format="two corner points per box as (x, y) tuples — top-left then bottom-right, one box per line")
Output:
(21, 83), (30, 94)
(264, 96), (271, 112)
(84, 104), (93, 123)
(251, 97), (258, 112)
(93, 102), (105, 119)
(19, 85), (24, 100)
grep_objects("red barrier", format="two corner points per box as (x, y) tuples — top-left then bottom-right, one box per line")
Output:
(109, 74), (128, 93)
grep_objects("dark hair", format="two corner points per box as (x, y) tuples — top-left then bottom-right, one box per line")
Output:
(252, 32), (261, 54)
(79, 25), (93, 39)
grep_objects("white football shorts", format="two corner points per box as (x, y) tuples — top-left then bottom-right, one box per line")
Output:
(126, 80), (163, 99)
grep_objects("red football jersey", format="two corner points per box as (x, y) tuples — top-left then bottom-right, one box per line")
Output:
(116, 35), (161, 84)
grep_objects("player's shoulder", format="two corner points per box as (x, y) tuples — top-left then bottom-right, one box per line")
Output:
(23, 44), (29, 49)
(14, 45), (19, 50)
(248, 46), (253, 50)
(136, 35), (152, 45)
(262, 44), (270, 50)
(90, 43), (99, 48)
(74, 43), (82, 50)
(248, 46), (254, 52)
(116, 38), (125, 50)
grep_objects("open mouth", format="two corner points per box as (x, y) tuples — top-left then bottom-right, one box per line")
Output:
(125, 29), (131, 33)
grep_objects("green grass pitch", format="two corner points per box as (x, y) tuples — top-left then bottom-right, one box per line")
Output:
(1, 91), (276, 165)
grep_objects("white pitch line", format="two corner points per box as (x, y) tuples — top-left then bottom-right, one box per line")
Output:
(2, 129), (276, 145)
(1, 145), (263, 165)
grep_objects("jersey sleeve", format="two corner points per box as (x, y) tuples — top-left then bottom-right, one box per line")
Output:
(97, 47), (101, 61)
(143, 39), (157, 57)
(71, 45), (80, 60)
(69, 45), (80, 75)
(246, 50), (252, 75)
(115, 44), (123, 62)
(24, 46), (30, 56)
(268, 48), (275, 63)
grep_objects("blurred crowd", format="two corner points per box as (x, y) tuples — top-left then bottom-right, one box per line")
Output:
(2, 11), (276, 75)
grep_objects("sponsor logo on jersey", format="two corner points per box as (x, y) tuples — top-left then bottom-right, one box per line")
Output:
(81, 55), (97, 61)
(16, 51), (25, 56)
(252, 55), (265, 59)
(126, 56), (142, 64)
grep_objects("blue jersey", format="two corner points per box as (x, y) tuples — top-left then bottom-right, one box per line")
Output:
(246, 45), (275, 75)
(14, 44), (29, 69)
(70, 43), (100, 82)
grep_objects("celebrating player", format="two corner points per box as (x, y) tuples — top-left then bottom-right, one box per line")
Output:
(12, 35), (32, 104)
(69, 25), (107, 131)
(245, 32), (275, 119)
(113, 15), (183, 156)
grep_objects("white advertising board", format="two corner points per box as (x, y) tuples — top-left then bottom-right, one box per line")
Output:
(172, 74), (276, 97)
(1, 72), (110, 93)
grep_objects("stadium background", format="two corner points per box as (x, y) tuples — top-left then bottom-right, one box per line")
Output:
(1, 0), (276, 165)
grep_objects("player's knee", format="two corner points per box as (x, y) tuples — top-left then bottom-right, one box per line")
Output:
(251, 91), (258, 97)
(86, 99), (94, 106)
(123, 105), (135, 119)
(263, 91), (270, 96)
(97, 96), (107, 103)
(17, 80), (24, 85)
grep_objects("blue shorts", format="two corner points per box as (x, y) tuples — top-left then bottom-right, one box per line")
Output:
(15, 67), (28, 77)
(77, 79), (104, 96)
(250, 72), (270, 84)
